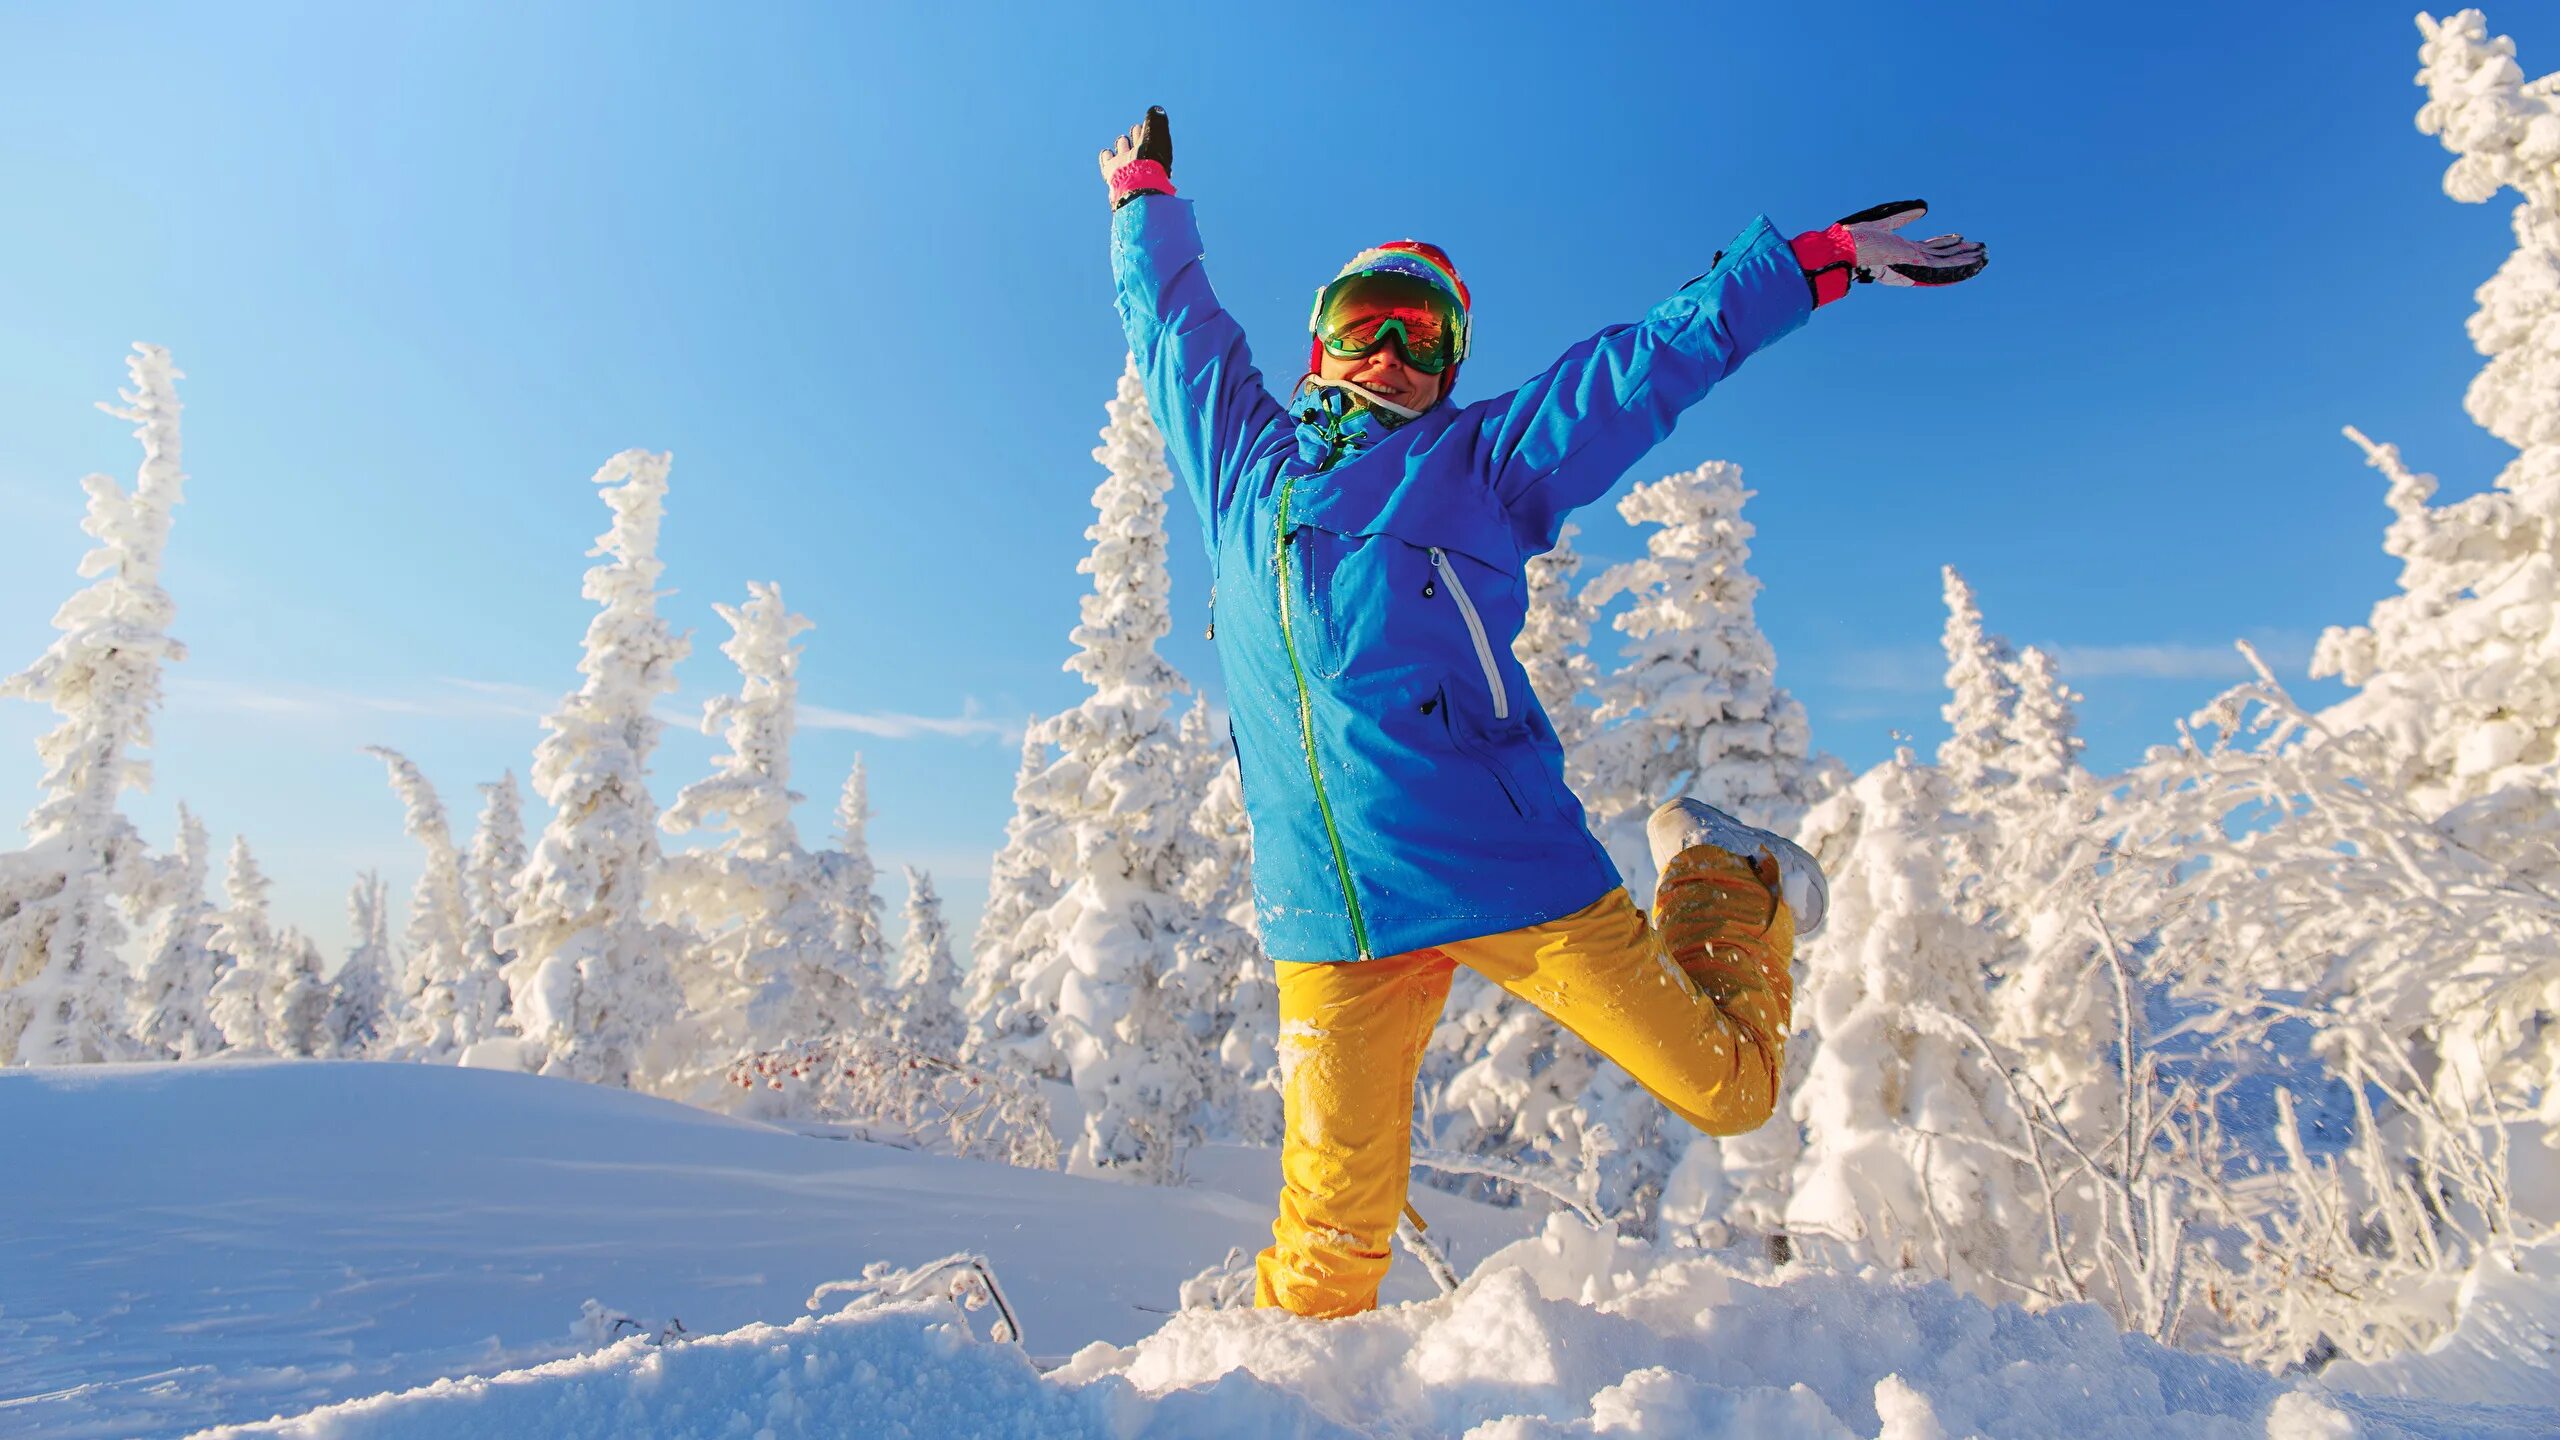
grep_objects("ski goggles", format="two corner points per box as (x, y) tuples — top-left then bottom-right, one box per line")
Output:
(1310, 271), (1470, 375)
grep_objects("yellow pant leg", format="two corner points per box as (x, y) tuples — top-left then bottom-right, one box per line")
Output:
(1254, 947), (1453, 1318)
(1440, 858), (1795, 1137)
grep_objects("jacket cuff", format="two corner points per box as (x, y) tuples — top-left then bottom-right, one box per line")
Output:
(1108, 159), (1177, 208)
(1791, 224), (1858, 308)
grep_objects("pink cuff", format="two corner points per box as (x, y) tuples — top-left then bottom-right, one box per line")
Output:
(1791, 224), (1857, 308)
(1109, 159), (1177, 200)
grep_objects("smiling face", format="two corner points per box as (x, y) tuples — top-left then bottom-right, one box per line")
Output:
(1313, 339), (1446, 414)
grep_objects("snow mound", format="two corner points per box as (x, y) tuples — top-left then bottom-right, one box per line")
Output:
(2323, 1234), (2560, 1411)
(188, 1300), (1335, 1440)
(204, 1215), (2560, 1440)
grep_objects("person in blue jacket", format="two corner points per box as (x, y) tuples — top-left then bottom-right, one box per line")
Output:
(1098, 107), (1985, 1317)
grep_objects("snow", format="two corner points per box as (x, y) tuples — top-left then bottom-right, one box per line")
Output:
(6, 1061), (2551, 1439)
(0, 1060), (1526, 1439)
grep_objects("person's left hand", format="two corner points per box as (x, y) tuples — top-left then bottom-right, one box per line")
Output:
(1835, 201), (1986, 287)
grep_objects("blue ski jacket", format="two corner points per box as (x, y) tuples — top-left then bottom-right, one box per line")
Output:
(1111, 194), (1815, 963)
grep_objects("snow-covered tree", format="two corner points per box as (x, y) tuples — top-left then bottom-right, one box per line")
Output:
(0, 345), (190, 1066)
(2006, 646), (2085, 796)
(129, 804), (224, 1060)
(1576, 461), (1814, 899)
(969, 360), (1213, 1181)
(2312, 12), (2560, 815)
(460, 772), (526, 1037)
(819, 756), (889, 1002)
(326, 871), (396, 1059)
(1517, 520), (1599, 753)
(1937, 566), (2021, 802)
(1786, 749), (2038, 1298)
(968, 727), (1063, 1013)
(660, 582), (863, 1075)
(263, 927), (332, 1059)
(500, 450), (692, 1090)
(1176, 705), (1280, 1145)
(891, 867), (964, 1057)
(206, 837), (278, 1053)
(366, 747), (489, 1057)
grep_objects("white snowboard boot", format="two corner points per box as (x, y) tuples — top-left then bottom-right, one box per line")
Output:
(1645, 798), (1828, 939)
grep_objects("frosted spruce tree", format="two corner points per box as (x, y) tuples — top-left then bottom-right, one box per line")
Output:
(1578, 461), (1814, 896)
(1975, 643), (2116, 1137)
(968, 360), (1213, 1181)
(819, 756), (890, 1006)
(206, 836), (279, 1053)
(967, 728), (1063, 1020)
(661, 582), (858, 1076)
(1936, 566), (2022, 801)
(129, 804), (224, 1060)
(1516, 521), (1600, 753)
(262, 927), (333, 1059)
(0, 345), (191, 1066)
(2314, 11), (2560, 816)
(501, 450), (691, 1089)
(326, 871), (396, 1059)
(1786, 749), (2037, 1302)
(1176, 702), (1281, 1144)
(366, 747), (487, 1057)
(891, 867), (965, 1057)
(460, 772), (526, 1040)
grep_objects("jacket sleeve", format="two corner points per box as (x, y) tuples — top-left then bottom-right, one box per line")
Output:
(1112, 194), (1289, 550)
(1474, 216), (1815, 553)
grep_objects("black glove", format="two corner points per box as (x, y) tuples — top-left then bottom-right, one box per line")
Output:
(1099, 107), (1175, 208)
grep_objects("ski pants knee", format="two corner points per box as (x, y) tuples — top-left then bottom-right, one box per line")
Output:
(1253, 873), (1793, 1319)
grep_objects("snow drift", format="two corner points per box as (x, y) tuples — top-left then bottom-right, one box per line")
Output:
(6, 1062), (2551, 1439)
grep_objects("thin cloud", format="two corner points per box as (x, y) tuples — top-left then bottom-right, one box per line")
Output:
(165, 676), (549, 722)
(2045, 635), (2314, 681)
(802, 698), (1021, 742)
(1819, 632), (2317, 692)
(1822, 647), (1945, 694)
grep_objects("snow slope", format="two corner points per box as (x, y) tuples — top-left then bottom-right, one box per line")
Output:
(6, 1062), (2553, 1439)
(0, 1061), (1521, 1439)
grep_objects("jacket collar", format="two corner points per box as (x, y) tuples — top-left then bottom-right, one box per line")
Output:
(1290, 379), (1400, 465)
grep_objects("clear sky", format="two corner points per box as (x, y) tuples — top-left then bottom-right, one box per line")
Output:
(0, 2), (2546, 954)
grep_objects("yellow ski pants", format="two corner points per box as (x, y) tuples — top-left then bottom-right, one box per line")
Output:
(1253, 852), (1794, 1318)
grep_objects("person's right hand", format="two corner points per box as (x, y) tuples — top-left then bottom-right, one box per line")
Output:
(1099, 107), (1175, 208)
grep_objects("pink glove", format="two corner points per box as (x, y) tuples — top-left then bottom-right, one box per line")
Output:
(1099, 106), (1176, 209)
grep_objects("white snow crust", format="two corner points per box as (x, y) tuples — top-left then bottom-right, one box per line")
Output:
(5, 1063), (2549, 1440)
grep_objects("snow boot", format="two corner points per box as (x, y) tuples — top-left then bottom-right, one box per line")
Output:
(1645, 798), (1828, 940)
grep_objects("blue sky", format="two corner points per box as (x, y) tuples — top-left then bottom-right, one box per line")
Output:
(0, 2), (2546, 953)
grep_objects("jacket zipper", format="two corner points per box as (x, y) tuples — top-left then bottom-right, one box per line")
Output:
(1428, 547), (1510, 720)
(1276, 448), (1374, 960)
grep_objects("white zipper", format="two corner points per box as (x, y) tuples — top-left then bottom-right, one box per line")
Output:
(1428, 546), (1509, 720)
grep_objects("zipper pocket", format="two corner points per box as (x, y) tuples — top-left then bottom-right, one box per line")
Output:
(1433, 685), (1524, 816)
(1428, 547), (1509, 720)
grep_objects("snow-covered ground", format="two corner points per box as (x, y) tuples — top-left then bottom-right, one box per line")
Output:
(5, 1063), (2554, 1439)
(0, 1061), (1521, 1438)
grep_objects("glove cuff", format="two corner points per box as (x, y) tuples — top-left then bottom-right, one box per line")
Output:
(1108, 159), (1177, 208)
(1791, 224), (1857, 308)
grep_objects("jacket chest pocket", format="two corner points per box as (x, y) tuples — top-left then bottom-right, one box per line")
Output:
(1289, 525), (1421, 682)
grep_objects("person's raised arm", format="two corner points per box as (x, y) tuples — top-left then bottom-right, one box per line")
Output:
(1103, 107), (1287, 549)
(1484, 201), (1986, 553)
